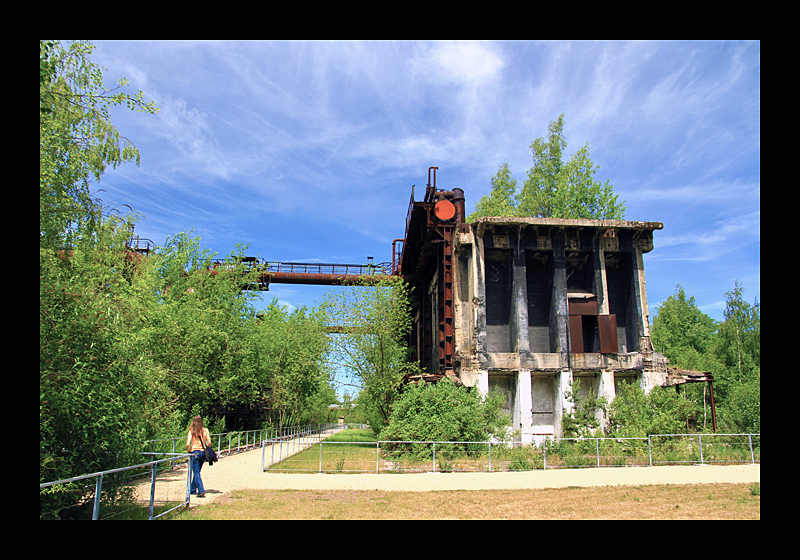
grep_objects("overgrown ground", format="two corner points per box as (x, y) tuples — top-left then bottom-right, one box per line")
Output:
(172, 482), (760, 520)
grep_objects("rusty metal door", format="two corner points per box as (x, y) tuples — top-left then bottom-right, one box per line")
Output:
(598, 314), (619, 353)
(569, 315), (584, 353)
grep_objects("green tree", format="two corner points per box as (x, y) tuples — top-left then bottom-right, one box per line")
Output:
(255, 302), (332, 428)
(467, 163), (518, 221)
(40, 40), (161, 517)
(378, 377), (509, 458)
(40, 216), (183, 517)
(650, 285), (720, 373)
(468, 114), (626, 221)
(714, 282), (760, 432)
(560, 379), (608, 438)
(607, 382), (700, 438)
(40, 40), (157, 249)
(321, 279), (418, 433)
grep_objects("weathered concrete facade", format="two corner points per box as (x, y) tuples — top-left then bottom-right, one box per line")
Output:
(396, 173), (672, 440)
(447, 217), (669, 441)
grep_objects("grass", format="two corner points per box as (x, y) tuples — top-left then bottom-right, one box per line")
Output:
(171, 483), (759, 520)
(267, 428), (378, 473)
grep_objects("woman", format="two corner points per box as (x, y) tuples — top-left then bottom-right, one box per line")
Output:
(186, 416), (211, 498)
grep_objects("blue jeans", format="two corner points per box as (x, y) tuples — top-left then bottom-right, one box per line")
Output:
(190, 450), (205, 495)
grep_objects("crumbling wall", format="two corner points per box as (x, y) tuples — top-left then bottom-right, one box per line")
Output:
(452, 217), (668, 441)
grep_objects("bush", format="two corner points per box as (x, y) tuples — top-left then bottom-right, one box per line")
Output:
(607, 382), (700, 437)
(378, 378), (509, 459)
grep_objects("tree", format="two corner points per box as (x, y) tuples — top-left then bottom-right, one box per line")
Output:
(378, 377), (509, 459)
(607, 382), (700, 438)
(560, 379), (608, 438)
(321, 279), (418, 433)
(714, 282), (760, 432)
(468, 163), (518, 220)
(468, 114), (626, 221)
(40, 41), (161, 517)
(650, 285), (720, 373)
(255, 302), (332, 428)
(40, 40), (157, 249)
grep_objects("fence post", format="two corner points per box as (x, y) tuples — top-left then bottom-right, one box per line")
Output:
(596, 438), (600, 467)
(543, 439), (547, 470)
(433, 442), (436, 473)
(92, 473), (103, 520)
(648, 435), (653, 467)
(488, 442), (492, 473)
(376, 441), (379, 474)
(699, 434), (704, 465)
(186, 454), (193, 504)
(148, 460), (157, 520)
(320, 440), (324, 473)
(749, 434), (755, 464)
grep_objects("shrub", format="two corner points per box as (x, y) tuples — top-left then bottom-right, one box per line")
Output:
(378, 378), (509, 459)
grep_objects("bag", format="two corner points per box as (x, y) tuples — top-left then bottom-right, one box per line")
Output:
(203, 432), (217, 466)
(204, 444), (217, 465)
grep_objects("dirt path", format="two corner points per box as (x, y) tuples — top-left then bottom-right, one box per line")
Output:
(136, 441), (760, 509)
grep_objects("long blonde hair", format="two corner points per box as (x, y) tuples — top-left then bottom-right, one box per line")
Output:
(189, 415), (205, 440)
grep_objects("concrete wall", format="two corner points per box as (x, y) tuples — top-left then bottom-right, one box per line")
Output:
(452, 218), (668, 441)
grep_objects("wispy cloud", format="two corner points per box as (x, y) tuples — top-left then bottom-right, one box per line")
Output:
(90, 40), (759, 320)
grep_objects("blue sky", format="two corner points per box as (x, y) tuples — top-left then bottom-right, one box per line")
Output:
(90, 40), (760, 323)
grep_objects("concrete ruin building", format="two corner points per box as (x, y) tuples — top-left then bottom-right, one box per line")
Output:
(397, 168), (683, 442)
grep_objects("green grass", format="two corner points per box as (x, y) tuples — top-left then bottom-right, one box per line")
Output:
(267, 428), (378, 473)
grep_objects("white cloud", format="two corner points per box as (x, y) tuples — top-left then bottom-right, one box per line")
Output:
(422, 41), (505, 87)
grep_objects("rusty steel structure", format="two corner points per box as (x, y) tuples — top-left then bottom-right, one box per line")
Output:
(225, 257), (396, 291)
(395, 167), (466, 379)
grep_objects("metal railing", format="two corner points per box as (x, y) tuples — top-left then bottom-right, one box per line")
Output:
(143, 424), (343, 470)
(40, 453), (194, 520)
(40, 423), (348, 520)
(265, 433), (760, 474)
(261, 423), (348, 470)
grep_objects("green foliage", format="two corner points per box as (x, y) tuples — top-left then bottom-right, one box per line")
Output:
(322, 279), (418, 432)
(607, 382), (700, 438)
(468, 114), (626, 221)
(378, 378), (509, 459)
(469, 163), (518, 219)
(560, 378), (609, 438)
(39, 217), (179, 514)
(40, 40), (157, 250)
(40, 42), (338, 518)
(649, 283), (760, 434)
(651, 285), (720, 372)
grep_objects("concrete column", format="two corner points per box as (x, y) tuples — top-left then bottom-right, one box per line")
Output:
(593, 238), (609, 315)
(477, 370), (489, 396)
(631, 247), (651, 351)
(598, 370), (616, 432)
(511, 225), (530, 355)
(517, 370), (532, 443)
(551, 232), (569, 357)
(555, 369), (573, 438)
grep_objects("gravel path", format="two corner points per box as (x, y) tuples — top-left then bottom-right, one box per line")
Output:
(137, 442), (760, 508)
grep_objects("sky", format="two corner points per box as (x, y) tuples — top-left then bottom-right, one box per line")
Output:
(89, 40), (760, 323)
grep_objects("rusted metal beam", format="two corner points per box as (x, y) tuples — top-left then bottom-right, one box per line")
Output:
(663, 368), (717, 432)
(258, 272), (397, 286)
